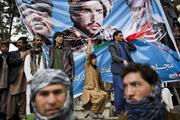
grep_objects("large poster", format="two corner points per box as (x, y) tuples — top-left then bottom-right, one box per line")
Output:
(16, 0), (180, 97)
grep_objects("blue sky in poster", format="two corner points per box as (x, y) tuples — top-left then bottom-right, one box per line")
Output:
(15, 0), (180, 97)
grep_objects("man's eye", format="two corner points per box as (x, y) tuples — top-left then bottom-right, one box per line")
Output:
(40, 12), (49, 17)
(97, 9), (103, 14)
(26, 10), (34, 16)
(124, 86), (128, 90)
(54, 90), (64, 95)
(80, 8), (91, 14)
(81, 10), (89, 14)
(132, 7), (142, 12)
(132, 82), (140, 87)
(40, 92), (49, 96)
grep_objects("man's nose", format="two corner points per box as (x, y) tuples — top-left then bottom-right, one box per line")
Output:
(37, 40), (42, 43)
(33, 15), (42, 21)
(125, 87), (134, 98)
(47, 94), (57, 105)
(90, 12), (98, 22)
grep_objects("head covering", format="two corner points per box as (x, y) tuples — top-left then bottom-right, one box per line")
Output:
(30, 69), (73, 120)
(17, 37), (28, 44)
(30, 69), (70, 101)
(20, 0), (53, 16)
(126, 0), (152, 9)
(68, 0), (112, 17)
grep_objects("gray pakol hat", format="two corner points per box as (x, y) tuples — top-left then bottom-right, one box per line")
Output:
(20, 0), (53, 16)
(30, 69), (71, 101)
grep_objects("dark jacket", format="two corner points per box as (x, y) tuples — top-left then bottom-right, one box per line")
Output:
(8, 51), (22, 84)
(109, 41), (135, 74)
(0, 53), (10, 70)
(49, 46), (74, 81)
(0, 53), (11, 87)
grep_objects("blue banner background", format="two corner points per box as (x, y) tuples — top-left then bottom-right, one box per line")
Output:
(16, 0), (180, 97)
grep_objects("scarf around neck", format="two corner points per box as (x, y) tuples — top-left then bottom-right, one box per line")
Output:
(126, 83), (166, 120)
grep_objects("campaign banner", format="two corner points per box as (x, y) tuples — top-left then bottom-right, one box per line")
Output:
(16, 0), (180, 97)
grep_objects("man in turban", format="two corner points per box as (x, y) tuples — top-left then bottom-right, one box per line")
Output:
(24, 69), (74, 120)
(63, 0), (115, 52)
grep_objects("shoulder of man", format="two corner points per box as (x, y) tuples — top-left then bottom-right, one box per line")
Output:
(9, 50), (19, 54)
(109, 41), (117, 48)
(63, 45), (72, 51)
(165, 111), (180, 120)
(8, 50), (20, 58)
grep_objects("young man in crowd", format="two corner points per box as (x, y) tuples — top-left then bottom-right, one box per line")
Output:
(109, 30), (134, 115)
(63, 0), (114, 52)
(121, 63), (166, 120)
(24, 34), (48, 114)
(7, 37), (29, 120)
(50, 32), (74, 82)
(82, 38), (109, 119)
(23, 69), (74, 120)
(0, 41), (10, 120)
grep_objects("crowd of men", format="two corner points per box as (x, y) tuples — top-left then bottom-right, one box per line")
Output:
(0, 0), (180, 120)
(0, 32), (75, 120)
(0, 31), (179, 120)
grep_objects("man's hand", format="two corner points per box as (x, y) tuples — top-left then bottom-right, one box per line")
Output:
(123, 60), (128, 66)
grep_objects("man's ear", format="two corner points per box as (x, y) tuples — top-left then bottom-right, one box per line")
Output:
(31, 101), (37, 109)
(114, 36), (117, 40)
(32, 41), (35, 45)
(152, 85), (155, 91)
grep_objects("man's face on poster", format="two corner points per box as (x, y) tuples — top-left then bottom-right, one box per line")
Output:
(71, 1), (104, 36)
(22, 8), (52, 37)
(130, 0), (146, 22)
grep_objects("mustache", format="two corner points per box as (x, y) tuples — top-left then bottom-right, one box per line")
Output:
(87, 22), (101, 27)
(126, 98), (139, 103)
(45, 106), (61, 112)
(34, 22), (46, 26)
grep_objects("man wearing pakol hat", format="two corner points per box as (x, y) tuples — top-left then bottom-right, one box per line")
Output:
(63, 0), (116, 52)
(23, 69), (74, 120)
(20, 0), (53, 37)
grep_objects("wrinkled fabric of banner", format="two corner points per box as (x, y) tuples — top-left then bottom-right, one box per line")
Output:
(16, 0), (180, 97)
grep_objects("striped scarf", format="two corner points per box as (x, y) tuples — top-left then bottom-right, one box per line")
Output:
(30, 47), (43, 75)
(126, 83), (166, 120)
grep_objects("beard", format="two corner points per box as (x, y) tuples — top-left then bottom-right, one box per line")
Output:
(33, 47), (42, 54)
